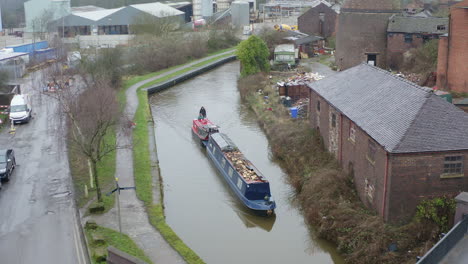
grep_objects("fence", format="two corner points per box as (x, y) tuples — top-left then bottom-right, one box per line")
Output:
(416, 215), (468, 264)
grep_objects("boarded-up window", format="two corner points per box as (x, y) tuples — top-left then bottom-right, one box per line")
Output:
(404, 34), (413, 43)
(349, 122), (356, 142)
(368, 140), (377, 162)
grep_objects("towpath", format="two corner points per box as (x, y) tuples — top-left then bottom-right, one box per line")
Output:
(84, 49), (236, 264)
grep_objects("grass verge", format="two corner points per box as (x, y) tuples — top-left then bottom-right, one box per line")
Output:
(85, 224), (153, 264)
(69, 129), (116, 213)
(237, 73), (442, 264)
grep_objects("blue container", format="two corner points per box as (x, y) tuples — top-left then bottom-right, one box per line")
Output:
(6, 41), (48, 54)
(290, 107), (298, 118)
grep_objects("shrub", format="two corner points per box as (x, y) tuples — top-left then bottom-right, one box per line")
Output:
(236, 36), (270, 77)
(402, 39), (439, 74)
(416, 197), (456, 233)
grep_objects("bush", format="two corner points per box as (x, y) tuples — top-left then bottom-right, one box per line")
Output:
(416, 197), (456, 233)
(236, 36), (270, 77)
(402, 39), (439, 74)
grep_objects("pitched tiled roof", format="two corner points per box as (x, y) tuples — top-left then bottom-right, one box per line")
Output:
(308, 63), (468, 153)
(342, 0), (398, 10)
(387, 15), (449, 34)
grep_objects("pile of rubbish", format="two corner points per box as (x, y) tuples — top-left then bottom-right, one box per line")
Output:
(225, 151), (263, 182)
(395, 72), (422, 84)
(277, 72), (325, 86)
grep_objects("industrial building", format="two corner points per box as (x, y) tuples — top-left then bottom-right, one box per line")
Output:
(52, 2), (185, 37)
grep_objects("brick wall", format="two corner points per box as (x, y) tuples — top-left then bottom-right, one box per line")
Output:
(310, 90), (388, 216)
(339, 114), (388, 217)
(388, 152), (468, 223)
(335, 11), (394, 70)
(386, 33), (427, 69)
(279, 84), (311, 101)
(298, 4), (338, 38)
(436, 35), (449, 89)
(445, 4), (468, 93)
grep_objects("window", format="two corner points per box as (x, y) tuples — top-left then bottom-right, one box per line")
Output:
(367, 140), (377, 163)
(404, 34), (413, 43)
(437, 25), (446, 30)
(443, 156), (463, 174)
(319, 12), (325, 22)
(317, 100), (321, 112)
(276, 54), (293, 61)
(331, 113), (336, 128)
(349, 123), (356, 142)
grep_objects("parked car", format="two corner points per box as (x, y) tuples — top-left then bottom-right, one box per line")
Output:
(9, 94), (32, 124)
(0, 149), (15, 182)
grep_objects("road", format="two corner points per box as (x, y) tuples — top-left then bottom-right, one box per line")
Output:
(0, 70), (88, 264)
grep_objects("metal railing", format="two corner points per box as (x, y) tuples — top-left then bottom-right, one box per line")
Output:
(416, 215), (468, 264)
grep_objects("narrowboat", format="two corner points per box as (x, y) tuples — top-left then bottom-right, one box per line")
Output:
(192, 118), (219, 145)
(205, 132), (276, 215)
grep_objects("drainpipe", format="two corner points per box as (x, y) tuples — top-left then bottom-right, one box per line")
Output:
(382, 152), (389, 220)
(445, 13), (451, 89)
(339, 114), (343, 164)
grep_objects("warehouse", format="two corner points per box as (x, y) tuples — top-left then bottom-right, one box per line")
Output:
(52, 2), (185, 37)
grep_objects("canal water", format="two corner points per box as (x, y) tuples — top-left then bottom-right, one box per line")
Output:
(149, 62), (343, 264)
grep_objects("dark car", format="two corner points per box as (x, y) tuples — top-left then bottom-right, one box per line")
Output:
(0, 149), (16, 182)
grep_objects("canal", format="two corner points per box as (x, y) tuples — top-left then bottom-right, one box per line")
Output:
(149, 61), (343, 264)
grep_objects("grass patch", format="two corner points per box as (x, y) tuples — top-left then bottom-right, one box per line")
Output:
(133, 88), (153, 205)
(125, 47), (236, 90)
(85, 224), (153, 264)
(69, 129), (117, 212)
(141, 53), (235, 89)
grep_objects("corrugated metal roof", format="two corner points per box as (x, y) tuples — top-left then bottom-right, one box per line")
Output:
(130, 2), (184, 17)
(71, 5), (105, 13)
(0, 52), (28, 61)
(308, 63), (468, 153)
(73, 7), (124, 21)
(387, 15), (448, 34)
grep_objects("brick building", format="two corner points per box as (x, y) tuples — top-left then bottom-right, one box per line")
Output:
(387, 15), (448, 69)
(297, 0), (339, 38)
(308, 63), (468, 222)
(436, 0), (468, 93)
(335, 0), (400, 70)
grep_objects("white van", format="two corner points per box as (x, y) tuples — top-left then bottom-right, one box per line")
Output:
(9, 94), (32, 124)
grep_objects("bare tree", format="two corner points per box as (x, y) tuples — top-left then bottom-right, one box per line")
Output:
(31, 9), (55, 41)
(46, 72), (125, 202)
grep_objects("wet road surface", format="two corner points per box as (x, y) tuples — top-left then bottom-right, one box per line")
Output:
(150, 62), (343, 264)
(0, 71), (87, 264)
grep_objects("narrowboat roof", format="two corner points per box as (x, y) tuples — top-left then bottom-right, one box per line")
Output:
(211, 133), (238, 152)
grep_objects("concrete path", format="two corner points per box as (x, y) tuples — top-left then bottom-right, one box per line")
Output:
(85, 49), (236, 264)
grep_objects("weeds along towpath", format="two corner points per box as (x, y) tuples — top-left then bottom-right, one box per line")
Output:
(83, 49), (236, 264)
